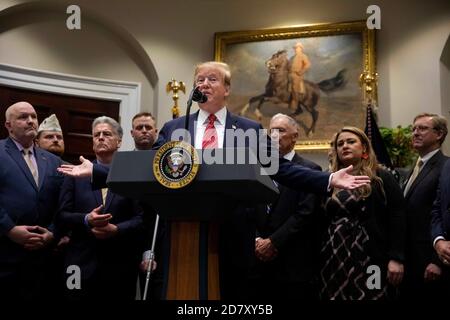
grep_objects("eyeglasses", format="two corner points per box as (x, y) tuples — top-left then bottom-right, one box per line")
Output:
(412, 125), (436, 133)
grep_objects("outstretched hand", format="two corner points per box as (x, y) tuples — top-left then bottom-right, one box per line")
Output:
(331, 165), (371, 190)
(57, 156), (93, 178)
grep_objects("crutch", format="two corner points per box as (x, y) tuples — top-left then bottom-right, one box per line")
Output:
(143, 213), (160, 300)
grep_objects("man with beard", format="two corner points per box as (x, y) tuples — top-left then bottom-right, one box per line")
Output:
(35, 114), (65, 157)
(35, 114), (70, 297)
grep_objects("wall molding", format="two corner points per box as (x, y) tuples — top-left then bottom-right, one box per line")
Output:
(0, 63), (141, 150)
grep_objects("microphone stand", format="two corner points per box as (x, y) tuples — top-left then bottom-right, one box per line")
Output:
(142, 213), (160, 300)
(185, 87), (196, 132)
(184, 86), (207, 131)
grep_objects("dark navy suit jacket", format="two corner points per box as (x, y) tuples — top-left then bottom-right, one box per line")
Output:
(404, 151), (448, 278)
(431, 159), (450, 242)
(255, 154), (322, 285)
(58, 161), (144, 299)
(0, 137), (63, 267)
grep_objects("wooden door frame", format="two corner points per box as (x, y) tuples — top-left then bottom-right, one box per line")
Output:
(0, 63), (140, 150)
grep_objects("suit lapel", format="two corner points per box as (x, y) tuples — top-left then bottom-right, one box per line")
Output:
(91, 160), (103, 207)
(104, 191), (115, 212)
(5, 138), (38, 190)
(189, 112), (197, 146)
(93, 188), (103, 207)
(445, 165), (450, 207)
(403, 167), (414, 191)
(267, 153), (297, 222)
(406, 151), (443, 197)
(35, 147), (48, 190)
(224, 111), (238, 147)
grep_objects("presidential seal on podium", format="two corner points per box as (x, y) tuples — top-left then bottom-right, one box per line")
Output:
(153, 141), (199, 189)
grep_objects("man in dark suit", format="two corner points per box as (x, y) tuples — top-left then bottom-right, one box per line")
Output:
(431, 158), (450, 298)
(251, 113), (322, 300)
(432, 159), (450, 260)
(402, 113), (448, 299)
(57, 62), (370, 299)
(0, 101), (63, 300)
(58, 116), (144, 300)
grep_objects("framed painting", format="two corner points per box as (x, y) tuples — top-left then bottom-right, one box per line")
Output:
(215, 20), (376, 151)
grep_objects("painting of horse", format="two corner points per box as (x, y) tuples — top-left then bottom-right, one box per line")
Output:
(220, 31), (367, 148)
(240, 49), (347, 137)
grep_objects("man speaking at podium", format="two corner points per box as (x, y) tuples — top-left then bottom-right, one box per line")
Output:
(58, 61), (370, 300)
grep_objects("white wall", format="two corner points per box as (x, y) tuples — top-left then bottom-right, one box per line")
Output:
(0, 11), (155, 114)
(1, 0), (449, 162)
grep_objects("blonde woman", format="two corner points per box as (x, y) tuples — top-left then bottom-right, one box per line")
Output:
(320, 126), (406, 300)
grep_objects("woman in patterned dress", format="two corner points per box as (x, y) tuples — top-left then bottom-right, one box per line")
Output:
(320, 126), (406, 300)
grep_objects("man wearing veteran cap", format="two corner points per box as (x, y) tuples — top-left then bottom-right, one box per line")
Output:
(35, 114), (65, 157)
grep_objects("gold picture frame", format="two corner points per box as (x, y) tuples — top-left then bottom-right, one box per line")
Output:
(215, 20), (376, 152)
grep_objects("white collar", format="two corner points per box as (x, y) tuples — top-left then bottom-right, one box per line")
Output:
(11, 137), (34, 154)
(283, 150), (296, 161)
(197, 107), (227, 126)
(419, 148), (440, 165)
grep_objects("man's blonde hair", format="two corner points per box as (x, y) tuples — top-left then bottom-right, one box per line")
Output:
(194, 61), (231, 87)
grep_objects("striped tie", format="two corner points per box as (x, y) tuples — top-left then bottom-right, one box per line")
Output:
(22, 148), (39, 185)
(202, 114), (218, 149)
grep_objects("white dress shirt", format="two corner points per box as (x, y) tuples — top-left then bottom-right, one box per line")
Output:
(283, 150), (296, 161)
(418, 149), (440, 168)
(195, 107), (227, 149)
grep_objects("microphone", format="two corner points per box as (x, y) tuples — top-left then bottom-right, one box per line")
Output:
(192, 87), (207, 103)
(185, 86), (207, 131)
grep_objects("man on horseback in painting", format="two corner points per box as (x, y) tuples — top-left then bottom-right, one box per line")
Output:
(242, 44), (346, 137)
(289, 42), (311, 112)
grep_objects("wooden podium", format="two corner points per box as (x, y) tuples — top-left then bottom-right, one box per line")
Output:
(107, 148), (278, 300)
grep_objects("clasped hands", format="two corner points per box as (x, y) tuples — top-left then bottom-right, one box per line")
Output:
(87, 204), (118, 239)
(7, 225), (54, 250)
(255, 237), (278, 262)
(435, 239), (450, 266)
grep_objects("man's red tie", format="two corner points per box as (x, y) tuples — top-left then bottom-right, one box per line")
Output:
(202, 114), (218, 149)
